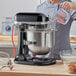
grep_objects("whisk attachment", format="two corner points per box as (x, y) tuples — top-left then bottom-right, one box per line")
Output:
(0, 51), (13, 70)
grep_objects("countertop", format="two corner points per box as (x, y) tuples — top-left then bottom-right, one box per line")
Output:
(0, 35), (18, 47)
(0, 35), (18, 42)
(0, 59), (76, 76)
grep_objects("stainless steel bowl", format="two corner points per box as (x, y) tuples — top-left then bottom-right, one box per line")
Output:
(27, 28), (55, 55)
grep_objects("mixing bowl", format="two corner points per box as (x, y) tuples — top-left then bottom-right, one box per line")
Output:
(60, 50), (76, 73)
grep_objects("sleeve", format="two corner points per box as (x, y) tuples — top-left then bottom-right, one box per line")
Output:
(71, 10), (76, 20)
(35, 2), (46, 12)
(35, 4), (45, 15)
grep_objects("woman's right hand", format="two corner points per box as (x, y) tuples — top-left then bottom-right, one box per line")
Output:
(60, 1), (73, 10)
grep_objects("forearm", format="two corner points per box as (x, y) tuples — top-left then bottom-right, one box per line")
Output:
(71, 3), (76, 10)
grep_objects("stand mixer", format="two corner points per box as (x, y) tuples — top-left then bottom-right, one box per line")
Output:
(14, 12), (56, 65)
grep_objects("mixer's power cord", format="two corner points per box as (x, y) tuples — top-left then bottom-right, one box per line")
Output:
(12, 24), (16, 58)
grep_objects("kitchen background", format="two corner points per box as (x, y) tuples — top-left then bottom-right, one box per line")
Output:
(0, 0), (76, 57)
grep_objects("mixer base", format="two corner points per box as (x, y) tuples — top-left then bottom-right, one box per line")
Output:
(14, 55), (56, 65)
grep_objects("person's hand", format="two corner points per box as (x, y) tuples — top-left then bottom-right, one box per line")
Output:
(60, 1), (73, 10)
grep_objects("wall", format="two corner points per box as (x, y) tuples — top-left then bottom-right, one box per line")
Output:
(70, 21), (76, 37)
(70, 0), (76, 36)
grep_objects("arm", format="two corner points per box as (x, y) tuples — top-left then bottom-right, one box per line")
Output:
(71, 3), (76, 10)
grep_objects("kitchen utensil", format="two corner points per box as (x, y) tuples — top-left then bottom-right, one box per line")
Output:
(14, 12), (56, 65)
(0, 51), (13, 70)
(56, 7), (70, 25)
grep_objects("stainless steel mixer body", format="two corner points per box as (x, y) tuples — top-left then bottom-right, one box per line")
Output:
(14, 13), (56, 65)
